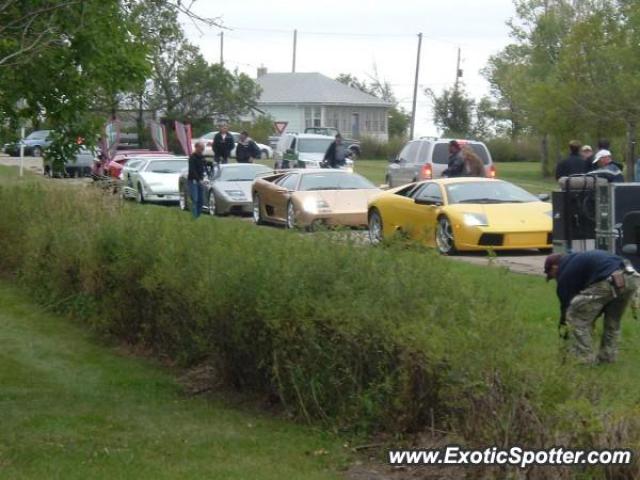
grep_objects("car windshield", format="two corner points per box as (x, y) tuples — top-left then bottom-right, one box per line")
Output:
(26, 131), (49, 140)
(299, 172), (375, 191)
(432, 143), (490, 165)
(298, 138), (333, 154)
(446, 181), (539, 204)
(217, 164), (271, 181)
(145, 160), (187, 173)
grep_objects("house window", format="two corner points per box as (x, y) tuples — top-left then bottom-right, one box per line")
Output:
(304, 107), (322, 128)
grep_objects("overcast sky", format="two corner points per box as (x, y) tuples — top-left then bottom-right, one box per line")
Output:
(182, 0), (516, 137)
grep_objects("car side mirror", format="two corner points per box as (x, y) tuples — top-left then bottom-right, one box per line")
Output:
(538, 193), (550, 202)
(415, 198), (442, 206)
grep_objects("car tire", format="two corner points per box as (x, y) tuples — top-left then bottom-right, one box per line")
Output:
(285, 201), (297, 229)
(208, 190), (218, 216)
(179, 186), (188, 211)
(136, 183), (145, 204)
(253, 193), (264, 225)
(32, 146), (42, 157)
(436, 216), (457, 255)
(368, 208), (384, 245)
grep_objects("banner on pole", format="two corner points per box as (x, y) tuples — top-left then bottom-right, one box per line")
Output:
(149, 120), (168, 152)
(274, 121), (288, 134)
(174, 121), (193, 155)
(101, 119), (121, 161)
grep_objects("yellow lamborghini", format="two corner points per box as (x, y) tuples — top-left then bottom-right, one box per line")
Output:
(367, 178), (552, 254)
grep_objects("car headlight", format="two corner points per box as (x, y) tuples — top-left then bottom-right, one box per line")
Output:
(225, 189), (246, 199)
(302, 197), (330, 214)
(462, 213), (489, 227)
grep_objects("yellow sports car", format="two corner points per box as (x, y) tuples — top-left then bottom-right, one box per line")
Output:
(367, 178), (552, 254)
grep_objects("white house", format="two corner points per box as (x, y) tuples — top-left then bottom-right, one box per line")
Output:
(256, 70), (391, 141)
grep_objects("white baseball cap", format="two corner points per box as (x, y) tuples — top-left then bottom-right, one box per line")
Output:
(593, 149), (612, 164)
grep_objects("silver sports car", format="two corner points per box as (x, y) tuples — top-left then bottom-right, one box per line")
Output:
(179, 163), (272, 215)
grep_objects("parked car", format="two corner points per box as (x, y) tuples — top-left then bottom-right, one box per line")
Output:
(44, 147), (96, 178)
(367, 178), (552, 254)
(105, 150), (170, 178)
(303, 126), (360, 156)
(4, 130), (53, 157)
(179, 163), (272, 215)
(121, 156), (188, 203)
(273, 133), (358, 171)
(252, 169), (381, 229)
(385, 138), (495, 188)
(191, 131), (273, 159)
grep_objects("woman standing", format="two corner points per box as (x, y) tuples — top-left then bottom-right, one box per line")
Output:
(462, 146), (486, 177)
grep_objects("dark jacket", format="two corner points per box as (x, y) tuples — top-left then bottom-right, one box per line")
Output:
(555, 153), (586, 179)
(324, 141), (347, 168)
(213, 132), (235, 161)
(591, 162), (625, 183)
(556, 250), (626, 316)
(443, 150), (465, 178)
(188, 152), (206, 182)
(236, 139), (261, 163)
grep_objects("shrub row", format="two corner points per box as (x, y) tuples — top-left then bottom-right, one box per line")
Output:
(0, 181), (638, 478)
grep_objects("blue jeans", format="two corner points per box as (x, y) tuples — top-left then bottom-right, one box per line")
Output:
(189, 180), (204, 218)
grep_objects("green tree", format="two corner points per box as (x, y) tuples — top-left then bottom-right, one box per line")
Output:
(427, 85), (475, 138)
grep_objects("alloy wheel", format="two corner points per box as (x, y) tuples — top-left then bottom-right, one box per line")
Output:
(368, 210), (384, 245)
(436, 217), (455, 254)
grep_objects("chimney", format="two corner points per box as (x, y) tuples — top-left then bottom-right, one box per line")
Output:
(257, 66), (267, 78)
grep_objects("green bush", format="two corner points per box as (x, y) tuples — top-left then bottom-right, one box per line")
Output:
(0, 181), (639, 478)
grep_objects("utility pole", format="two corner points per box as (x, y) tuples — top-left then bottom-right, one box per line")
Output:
(410, 32), (423, 140)
(219, 32), (224, 66)
(292, 29), (298, 73)
(454, 47), (462, 91)
(19, 126), (24, 177)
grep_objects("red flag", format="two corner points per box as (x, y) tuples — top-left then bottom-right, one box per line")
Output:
(101, 118), (121, 161)
(149, 120), (168, 151)
(174, 121), (193, 155)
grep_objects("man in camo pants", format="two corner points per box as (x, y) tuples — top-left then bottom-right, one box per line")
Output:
(545, 250), (640, 364)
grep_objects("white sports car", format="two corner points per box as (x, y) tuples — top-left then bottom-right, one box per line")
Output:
(122, 156), (188, 203)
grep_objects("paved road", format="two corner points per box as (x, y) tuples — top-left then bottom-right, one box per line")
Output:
(0, 154), (546, 277)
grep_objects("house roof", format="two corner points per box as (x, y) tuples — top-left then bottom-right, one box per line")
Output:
(256, 72), (392, 108)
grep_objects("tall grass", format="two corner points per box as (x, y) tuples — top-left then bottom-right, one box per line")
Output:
(0, 181), (638, 478)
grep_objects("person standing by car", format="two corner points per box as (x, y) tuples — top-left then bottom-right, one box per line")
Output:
(545, 251), (640, 364)
(213, 124), (234, 165)
(442, 140), (464, 178)
(462, 146), (486, 177)
(323, 134), (347, 169)
(555, 140), (586, 180)
(235, 131), (261, 163)
(188, 142), (206, 218)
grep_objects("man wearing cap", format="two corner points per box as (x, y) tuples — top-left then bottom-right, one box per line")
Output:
(545, 250), (640, 363)
(580, 145), (593, 167)
(443, 140), (465, 178)
(555, 140), (586, 180)
(591, 149), (624, 182)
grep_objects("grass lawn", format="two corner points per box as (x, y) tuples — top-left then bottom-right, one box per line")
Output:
(0, 282), (348, 480)
(351, 160), (557, 194)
